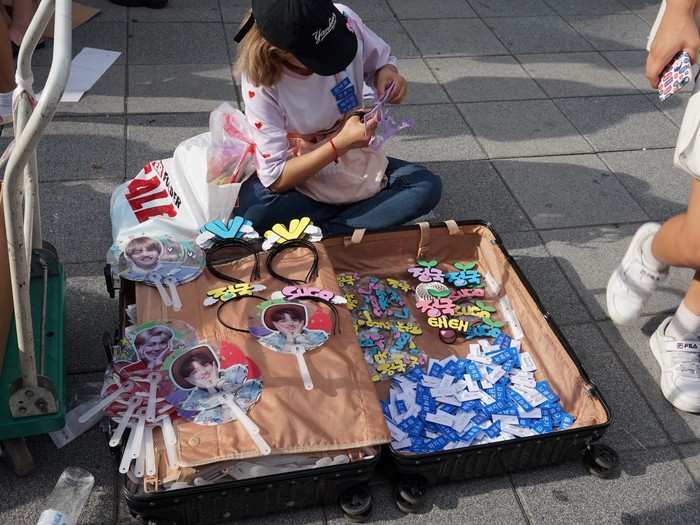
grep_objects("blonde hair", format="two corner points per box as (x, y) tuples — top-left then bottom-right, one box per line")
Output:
(234, 12), (289, 88)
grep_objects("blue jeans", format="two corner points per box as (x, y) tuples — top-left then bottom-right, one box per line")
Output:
(237, 157), (442, 236)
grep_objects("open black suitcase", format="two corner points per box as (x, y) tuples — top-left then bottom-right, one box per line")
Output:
(105, 220), (616, 524)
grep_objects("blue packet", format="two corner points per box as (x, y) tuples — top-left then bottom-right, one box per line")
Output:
(484, 420), (501, 438)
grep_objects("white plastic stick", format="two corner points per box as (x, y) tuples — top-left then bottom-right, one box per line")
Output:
(154, 280), (172, 307)
(221, 395), (271, 456)
(78, 382), (131, 423)
(144, 425), (156, 476)
(156, 415), (178, 468)
(119, 425), (137, 474)
(130, 410), (146, 459)
(158, 414), (177, 444)
(167, 280), (182, 311)
(145, 373), (159, 423)
(134, 446), (145, 478)
(295, 349), (314, 391)
(109, 398), (140, 447)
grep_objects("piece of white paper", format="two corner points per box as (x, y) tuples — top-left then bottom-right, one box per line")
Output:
(61, 47), (121, 102)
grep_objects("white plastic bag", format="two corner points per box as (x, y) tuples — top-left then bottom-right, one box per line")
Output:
(207, 102), (256, 185)
(111, 105), (256, 243)
(173, 132), (242, 225)
(110, 158), (205, 242)
(111, 138), (242, 242)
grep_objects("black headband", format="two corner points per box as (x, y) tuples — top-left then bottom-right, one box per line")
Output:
(216, 294), (267, 333)
(266, 239), (319, 286)
(206, 239), (261, 284)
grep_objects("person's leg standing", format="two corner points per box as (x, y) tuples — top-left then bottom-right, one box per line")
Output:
(323, 157), (442, 236)
(607, 177), (700, 412)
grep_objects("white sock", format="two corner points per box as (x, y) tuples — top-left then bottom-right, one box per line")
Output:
(666, 301), (700, 340)
(641, 235), (668, 273)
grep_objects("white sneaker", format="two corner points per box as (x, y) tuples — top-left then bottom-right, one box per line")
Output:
(606, 223), (669, 325)
(650, 317), (700, 413)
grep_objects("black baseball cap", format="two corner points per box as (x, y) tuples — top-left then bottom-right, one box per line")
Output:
(233, 0), (358, 76)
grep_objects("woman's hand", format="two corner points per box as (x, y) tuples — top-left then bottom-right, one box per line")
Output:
(334, 114), (378, 154)
(646, 2), (700, 88)
(375, 65), (408, 103)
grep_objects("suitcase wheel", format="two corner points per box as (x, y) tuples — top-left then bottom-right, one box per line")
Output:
(340, 486), (372, 522)
(583, 443), (620, 479)
(394, 477), (427, 513)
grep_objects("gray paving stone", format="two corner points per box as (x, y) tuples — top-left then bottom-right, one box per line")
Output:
(517, 52), (638, 98)
(32, 116), (125, 182)
(128, 64), (235, 114)
(546, 0), (631, 16)
(561, 324), (670, 452)
(0, 421), (115, 525)
(566, 14), (651, 51)
(382, 104), (486, 162)
(500, 231), (592, 324)
(458, 99), (592, 158)
(396, 59), (449, 105)
(540, 224), (695, 321)
(128, 0), (221, 22)
(387, 0), (476, 19)
(129, 22), (228, 65)
(599, 149), (690, 222)
(555, 95), (678, 151)
(221, 2), (250, 24)
(32, 65), (125, 116)
(79, 0), (127, 22)
(512, 447), (700, 525)
(602, 50), (655, 93)
(483, 16), (594, 54)
(403, 18), (507, 57)
(619, 0), (662, 25)
(364, 20), (420, 58)
(428, 56), (547, 102)
(598, 318), (700, 444)
(467, 0), (554, 17)
(326, 477), (526, 524)
(126, 112), (209, 177)
(341, 0), (395, 21)
(494, 154), (647, 229)
(33, 22), (127, 66)
(646, 90), (691, 127)
(64, 263), (119, 374)
(678, 443), (700, 486)
(429, 160), (532, 232)
(40, 179), (117, 264)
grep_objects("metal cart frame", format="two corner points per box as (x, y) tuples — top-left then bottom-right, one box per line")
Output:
(0, 0), (71, 475)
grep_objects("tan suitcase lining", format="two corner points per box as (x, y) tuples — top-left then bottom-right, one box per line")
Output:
(322, 223), (609, 432)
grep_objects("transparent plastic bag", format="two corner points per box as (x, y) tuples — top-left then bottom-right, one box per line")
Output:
(207, 102), (256, 185)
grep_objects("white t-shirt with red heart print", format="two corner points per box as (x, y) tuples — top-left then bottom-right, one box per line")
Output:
(240, 4), (397, 204)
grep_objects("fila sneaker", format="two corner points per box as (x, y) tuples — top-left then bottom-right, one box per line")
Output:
(606, 223), (669, 325)
(650, 317), (700, 413)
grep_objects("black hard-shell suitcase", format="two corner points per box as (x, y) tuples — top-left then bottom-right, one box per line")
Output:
(104, 220), (618, 522)
(320, 220), (617, 514)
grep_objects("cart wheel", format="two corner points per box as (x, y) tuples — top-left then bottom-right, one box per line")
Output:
(1, 438), (35, 476)
(583, 443), (620, 479)
(394, 478), (427, 514)
(340, 486), (372, 522)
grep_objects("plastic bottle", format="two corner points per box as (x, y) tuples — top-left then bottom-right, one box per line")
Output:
(37, 467), (95, 525)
